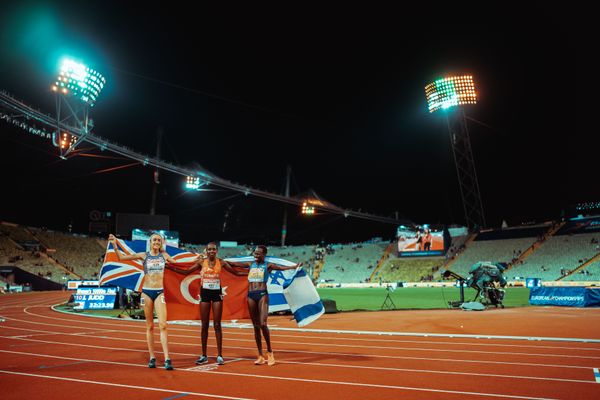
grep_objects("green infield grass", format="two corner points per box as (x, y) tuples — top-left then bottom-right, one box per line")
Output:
(317, 287), (530, 311)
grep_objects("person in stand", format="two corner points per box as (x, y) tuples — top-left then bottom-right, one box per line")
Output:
(168, 242), (246, 365)
(108, 233), (176, 370)
(227, 245), (301, 366)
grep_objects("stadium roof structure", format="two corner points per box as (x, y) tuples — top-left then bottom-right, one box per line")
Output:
(0, 90), (409, 226)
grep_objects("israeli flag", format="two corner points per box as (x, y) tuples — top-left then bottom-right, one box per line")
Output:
(281, 267), (325, 327)
(224, 256), (324, 326)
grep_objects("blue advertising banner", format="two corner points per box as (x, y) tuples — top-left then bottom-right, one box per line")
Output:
(586, 288), (600, 307)
(529, 286), (600, 307)
(74, 286), (117, 310)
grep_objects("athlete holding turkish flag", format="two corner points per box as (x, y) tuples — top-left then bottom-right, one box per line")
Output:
(166, 242), (247, 365)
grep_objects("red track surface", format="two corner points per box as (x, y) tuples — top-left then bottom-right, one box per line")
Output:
(1, 291), (600, 399)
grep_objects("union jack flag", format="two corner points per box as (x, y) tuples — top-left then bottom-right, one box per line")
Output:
(99, 239), (197, 291)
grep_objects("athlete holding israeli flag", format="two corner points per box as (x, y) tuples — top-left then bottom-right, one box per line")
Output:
(226, 245), (301, 366)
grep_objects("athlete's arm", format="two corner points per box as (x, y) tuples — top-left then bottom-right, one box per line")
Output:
(108, 234), (145, 261)
(221, 259), (249, 276)
(268, 262), (303, 271)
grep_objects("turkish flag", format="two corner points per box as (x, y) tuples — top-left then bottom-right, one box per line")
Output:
(164, 262), (250, 321)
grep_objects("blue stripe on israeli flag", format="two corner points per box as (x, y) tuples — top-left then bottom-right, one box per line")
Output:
(268, 293), (288, 306)
(293, 300), (325, 325)
(283, 268), (324, 327)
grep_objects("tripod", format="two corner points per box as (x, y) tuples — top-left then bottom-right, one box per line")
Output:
(381, 286), (397, 310)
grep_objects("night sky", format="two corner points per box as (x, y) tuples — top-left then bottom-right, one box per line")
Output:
(0, 3), (589, 245)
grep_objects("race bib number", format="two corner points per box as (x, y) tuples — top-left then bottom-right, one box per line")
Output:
(248, 268), (265, 282)
(146, 257), (164, 274)
(202, 278), (220, 290)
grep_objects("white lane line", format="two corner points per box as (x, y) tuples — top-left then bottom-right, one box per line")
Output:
(0, 369), (254, 400)
(0, 297), (58, 307)
(7, 313), (600, 361)
(1, 326), (597, 371)
(0, 340), (597, 386)
(25, 306), (600, 352)
(8, 333), (73, 339)
(45, 304), (600, 345)
(0, 325), (116, 337)
(0, 350), (565, 399)
(0, 349), (143, 367)
(199, 369), (559, 400)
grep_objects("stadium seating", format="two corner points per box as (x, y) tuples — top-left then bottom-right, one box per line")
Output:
(448, 237), (538, 276)
(509, 233), (600, 281)
(562, 257), (600, 281)
(374, 256), (445, 283)
(318, 242), (388, 283)
(3, 219), (599, 286)
(0, 232), (76, 282)
(30, 229), (106, 279)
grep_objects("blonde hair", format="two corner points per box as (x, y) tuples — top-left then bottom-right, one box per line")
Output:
(147, 233), (166, 252)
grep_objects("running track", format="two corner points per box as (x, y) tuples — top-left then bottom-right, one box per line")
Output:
(1, 292), (600, 399)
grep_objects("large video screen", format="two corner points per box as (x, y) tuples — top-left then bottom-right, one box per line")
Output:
(397, 225), (445, 256)
(132, 228), (180, 248)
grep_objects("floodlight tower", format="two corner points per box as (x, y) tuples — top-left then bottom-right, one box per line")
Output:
(425, 75), (486, 231)
(51, 58), (106, 159)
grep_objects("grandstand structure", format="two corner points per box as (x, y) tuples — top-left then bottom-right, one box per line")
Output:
(0, 222), (80, 282)
(318, 242), (389, 284)
(2, 214), (600, 288)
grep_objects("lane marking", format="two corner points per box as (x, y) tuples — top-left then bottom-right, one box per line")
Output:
(0, 346), (597, 386)
(20, 306), (600, 351)
(1, 328), (597, 372)
(198, 369), (560, 400)
(39, 361), (89, 369)
(185, 357), (246, 371)
(5, 315), (600, 360)
(0, 352), (565, 399)
(163, 394), (190, 400)
(0, 370), (254, 400)
(47, 304), (600, 344)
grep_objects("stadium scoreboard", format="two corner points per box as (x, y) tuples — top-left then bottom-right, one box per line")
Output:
(74, 286), (117, 310)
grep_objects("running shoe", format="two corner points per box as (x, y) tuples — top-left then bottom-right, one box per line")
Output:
(267, 351), (275, 366)
(195, 355), (208, 365)
(164, 359), (173, 370)
(216, 356), (225, 365)
(148, 357), (156, 368)
(254, 355), (266, 365)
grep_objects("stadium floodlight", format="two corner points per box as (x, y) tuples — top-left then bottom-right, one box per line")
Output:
(425, 75), (477, 113)
(52, 58), (106, 106)
(424, 73), (485, 231)
(185, 176), (208, 191)
(59, 132), (77, 149)
(185, 176), (201, 190)
(301, 201), (316, 215)
(52, 58), (106, 159)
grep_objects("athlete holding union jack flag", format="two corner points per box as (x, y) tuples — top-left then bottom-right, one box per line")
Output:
(108, 232), (191, 371)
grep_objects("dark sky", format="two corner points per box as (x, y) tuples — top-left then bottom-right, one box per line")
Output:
(0, 2), (590, 245)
